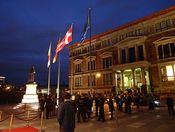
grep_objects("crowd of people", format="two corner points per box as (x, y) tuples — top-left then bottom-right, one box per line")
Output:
(38, 94), (57, 119)
(38, 91), (174, 132)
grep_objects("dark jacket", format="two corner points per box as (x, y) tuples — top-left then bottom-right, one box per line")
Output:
(167, 96), (174, 106)
(57, 100), (76, 132)
(107, 98), (114, 111)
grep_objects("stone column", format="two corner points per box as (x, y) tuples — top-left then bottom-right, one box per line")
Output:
(121, 70), (124, 91)
(141, 67), (146, 85)
(132, 68), (136, 90)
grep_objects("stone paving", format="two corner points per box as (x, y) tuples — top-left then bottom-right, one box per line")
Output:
(0, 105), (175, 132)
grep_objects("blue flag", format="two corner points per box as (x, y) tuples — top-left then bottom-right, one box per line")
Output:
(80, 10), (90, 44)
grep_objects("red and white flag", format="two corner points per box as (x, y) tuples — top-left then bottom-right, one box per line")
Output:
(52, 24), (73, 63)
(53, 38), (61, 63)
(47, 43), (51, 68)
(63, 24), (73, 45)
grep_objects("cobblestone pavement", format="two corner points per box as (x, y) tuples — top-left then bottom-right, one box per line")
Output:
(0, 105), (175, 132)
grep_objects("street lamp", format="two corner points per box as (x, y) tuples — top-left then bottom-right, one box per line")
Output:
(96, 73), (101, 78)
(96, 73), (101, 92)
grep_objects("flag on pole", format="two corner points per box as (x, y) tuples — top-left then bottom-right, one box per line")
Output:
(52, 24), (73, 63)
(53, 38), (61, 63)
(47, 42), (51, 68)
(80, 9), (90, 44)
(64, 24), (73, 45)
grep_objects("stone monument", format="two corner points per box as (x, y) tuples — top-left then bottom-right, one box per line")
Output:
(22, 66), (39, 109)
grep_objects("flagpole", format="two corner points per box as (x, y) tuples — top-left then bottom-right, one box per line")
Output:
(53, 25), (72, 105)
(70, 24), (73, 95)
(57, 52), (60, 105)
(48, 65), (51, 95)
(47, 43), (51, 95)
(89, 8), (92, 95)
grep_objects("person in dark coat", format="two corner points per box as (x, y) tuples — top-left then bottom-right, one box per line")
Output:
(148, 93), (155, 111)
(107, 96), (115, 119)
(135, 93), (141, 111)
(45, 95), (53, 119)
(166, 94), (174, 116)
(76, 95), (87, 122)
(124, 94), (132, 114)
(39, 96), (45, 118)
(57, 92), (76, 132)
(94, 94), (99, 117)
(118, 95), (123, 112)
(84, 95), (93, 118)
(97, 94), (105, 122)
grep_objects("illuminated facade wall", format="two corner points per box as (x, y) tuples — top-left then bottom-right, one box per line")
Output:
(68, 6), (175, 94)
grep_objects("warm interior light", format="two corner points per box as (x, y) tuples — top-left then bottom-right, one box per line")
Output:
(166, 65), (173, 76)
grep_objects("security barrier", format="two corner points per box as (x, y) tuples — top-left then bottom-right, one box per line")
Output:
(0, 110), (44, 131)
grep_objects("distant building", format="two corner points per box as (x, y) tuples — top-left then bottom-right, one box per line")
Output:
(68, 6), (175, 95)
(0, 76), (5, 87)
(37, 84), (68, 95)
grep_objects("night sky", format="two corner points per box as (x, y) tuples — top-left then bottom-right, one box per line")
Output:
(0, 0), (175, 86)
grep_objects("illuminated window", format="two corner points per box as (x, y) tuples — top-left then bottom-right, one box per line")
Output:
(166, 65), (174, 81)
(160, 64), (175, 81)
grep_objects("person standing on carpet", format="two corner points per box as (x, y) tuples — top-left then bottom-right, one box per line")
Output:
(57, 92), (76, 132)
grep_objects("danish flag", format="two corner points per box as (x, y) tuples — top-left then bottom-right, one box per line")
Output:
(53, 24), (73, 63)
(47, 43), (51, 67)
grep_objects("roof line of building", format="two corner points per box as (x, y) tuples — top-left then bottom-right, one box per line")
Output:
(71, 5), (175, 48)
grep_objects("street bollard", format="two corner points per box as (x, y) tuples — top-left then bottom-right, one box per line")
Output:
(27, 110), (30, 126)
(0, 111), (2, 121)
(40, 112), (45, 132)
(9, 113), (13, 130)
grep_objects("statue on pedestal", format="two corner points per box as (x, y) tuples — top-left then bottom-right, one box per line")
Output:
(27, 66), (36, 84)
(21, 65), (39, 109)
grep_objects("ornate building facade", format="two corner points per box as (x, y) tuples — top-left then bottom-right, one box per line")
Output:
(68, 6), (175, 95)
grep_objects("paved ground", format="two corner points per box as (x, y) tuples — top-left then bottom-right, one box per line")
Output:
(0, 104), (175, 132)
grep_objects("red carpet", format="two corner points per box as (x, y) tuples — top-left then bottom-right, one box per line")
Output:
(2, 126), (39, 132)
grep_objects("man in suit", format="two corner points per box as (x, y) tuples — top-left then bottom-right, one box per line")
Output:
(57, 92), (76, 132)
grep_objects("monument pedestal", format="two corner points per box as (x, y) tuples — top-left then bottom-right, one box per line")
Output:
(22, 83), (39, 109)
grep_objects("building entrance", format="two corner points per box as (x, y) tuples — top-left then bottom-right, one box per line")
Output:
(115, 67), (150, 94)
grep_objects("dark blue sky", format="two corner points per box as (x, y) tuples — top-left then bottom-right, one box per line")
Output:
(0, 0), (175, 86)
